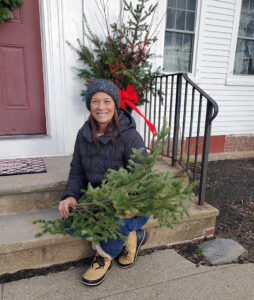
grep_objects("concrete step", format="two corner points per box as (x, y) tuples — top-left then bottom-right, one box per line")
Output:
(0, 156), (72, 216)
(0, 155), (188, 216)
(0, 208), (93, 276)
(0, 203), (219, 276)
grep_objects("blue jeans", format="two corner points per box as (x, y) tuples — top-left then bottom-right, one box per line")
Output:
(67, 216), (149, 258)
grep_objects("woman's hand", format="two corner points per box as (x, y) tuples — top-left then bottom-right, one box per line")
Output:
(58, 197), (77, 218)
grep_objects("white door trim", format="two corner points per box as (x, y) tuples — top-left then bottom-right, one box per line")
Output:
(0, 0), (66, 159)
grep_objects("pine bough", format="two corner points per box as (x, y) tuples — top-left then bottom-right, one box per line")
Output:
(33, 121), (195, 243)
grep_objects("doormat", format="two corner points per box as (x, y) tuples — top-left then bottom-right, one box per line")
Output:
(0, 158), (47, 176)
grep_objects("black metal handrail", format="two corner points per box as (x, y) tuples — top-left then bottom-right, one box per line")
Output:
(144, 73), (219, 205)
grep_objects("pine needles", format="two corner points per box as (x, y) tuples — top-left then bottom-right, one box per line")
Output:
(33, 121), (195, 243)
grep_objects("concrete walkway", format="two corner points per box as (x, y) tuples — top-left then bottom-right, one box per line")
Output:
(1, 249), (253, 300)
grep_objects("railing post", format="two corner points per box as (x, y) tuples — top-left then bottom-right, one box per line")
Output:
(172, 74), (182, 166)
(199, 101), (213, 205)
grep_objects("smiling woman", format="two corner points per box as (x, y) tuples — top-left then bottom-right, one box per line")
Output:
(58, 78), (149, 286)
(90, 92), (115, 133)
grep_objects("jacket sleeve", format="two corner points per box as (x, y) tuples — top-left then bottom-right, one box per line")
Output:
(123, 129), (148, 168)
(61, 131), (88, 202)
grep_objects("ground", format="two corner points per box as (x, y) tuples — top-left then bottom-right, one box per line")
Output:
(175, 157), (254, 265)
(1, 157), (253, 283)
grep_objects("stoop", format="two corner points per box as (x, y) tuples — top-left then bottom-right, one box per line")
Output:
(0, 156), (218, 276)
(143, 202), (218, 248)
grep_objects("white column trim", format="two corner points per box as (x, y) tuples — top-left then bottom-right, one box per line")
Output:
(38, 0), (53, 137)
(39, 0), (66, 153)
(191, 0), (204, 81)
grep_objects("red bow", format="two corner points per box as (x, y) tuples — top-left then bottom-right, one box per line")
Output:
(118, 85), (138, 110)
(118, 85), (157, 135)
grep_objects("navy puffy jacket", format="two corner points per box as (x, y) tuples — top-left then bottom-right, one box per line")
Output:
(61, 109), (147, 201)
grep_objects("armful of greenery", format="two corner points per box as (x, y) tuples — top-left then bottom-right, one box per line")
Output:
(33, 120), (196, 243)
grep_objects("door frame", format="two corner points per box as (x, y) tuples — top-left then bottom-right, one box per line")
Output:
(37, 0), (66, 150)
(0, 0), (67, 158)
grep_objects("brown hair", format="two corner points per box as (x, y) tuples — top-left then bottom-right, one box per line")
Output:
(88, 106), (121, 148)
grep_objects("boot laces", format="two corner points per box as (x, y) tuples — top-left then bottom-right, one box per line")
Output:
(92, 255), (105, 269)
(122, 245), (129, 257)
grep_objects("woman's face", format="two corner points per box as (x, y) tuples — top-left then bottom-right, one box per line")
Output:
(90, 92), (115, 129)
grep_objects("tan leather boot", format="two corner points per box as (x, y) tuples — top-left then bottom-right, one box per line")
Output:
(82, 244), (113, 286)
(117, 229), (148, 268)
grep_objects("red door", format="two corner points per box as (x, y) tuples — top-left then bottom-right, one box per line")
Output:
(0, 0), (46, 135)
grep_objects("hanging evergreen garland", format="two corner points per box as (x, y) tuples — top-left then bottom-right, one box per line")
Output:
(0, 0), (23, 23)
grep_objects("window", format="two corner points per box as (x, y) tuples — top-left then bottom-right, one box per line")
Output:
(234, 0), (254, 75)
(163, 0), (197, 72)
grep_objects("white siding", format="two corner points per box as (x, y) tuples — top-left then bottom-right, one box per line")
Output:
(195, 0), (254, 136)
(1, 0), (254, 159)
(153, 0), (254, 137)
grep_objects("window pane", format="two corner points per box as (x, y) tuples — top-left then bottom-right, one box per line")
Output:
(181, 53), (192, 71)
(249, 61), (254, 74)
(236, 39), (245, 55)
(163, 32), (193, 72)
(242, 0), (250, 14)
(166, 8), (176, 29)
(234, 0), (254, 75)
(168, 0), (177, 8)
(186, 11), (195, 31)
(175, 32), (183, 48)
(176, 9), (186, 30)
(239, 16), (254, 38)
(250, 0), (254, 13)
(239, 16), (248, 36)
(187, 0), (196, 11)
(234, 38), (254, 74)
(164, 0), (196, 73)
(234, 57), (248, 75)
(183, 33), (192, 51)
(238, 0), (254, 38)
(177, 0), (187, 9)
(246, 18), (254, 38)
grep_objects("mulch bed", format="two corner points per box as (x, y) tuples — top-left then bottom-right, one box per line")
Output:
(175, 157), (254, 265)
(0, 258), (93, 284)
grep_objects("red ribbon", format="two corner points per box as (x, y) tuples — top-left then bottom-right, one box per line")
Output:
(118, 85), (157, 135)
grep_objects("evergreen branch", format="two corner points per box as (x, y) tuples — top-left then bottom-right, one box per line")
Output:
(67, 0), (163, 104)
(33, 120), (196, 243)
(73, 199), (112, 207)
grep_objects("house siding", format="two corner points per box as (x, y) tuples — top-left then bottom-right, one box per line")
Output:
(196, 0), (254, 136)
(148, 0), (254, 156)
(0, 0), (253, 159)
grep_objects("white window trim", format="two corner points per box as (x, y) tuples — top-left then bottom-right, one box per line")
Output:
(154, 0), (202, 82)
(226, 0), (254, 86)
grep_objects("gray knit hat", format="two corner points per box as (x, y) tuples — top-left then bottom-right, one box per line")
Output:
(85, 79), (120, 110)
